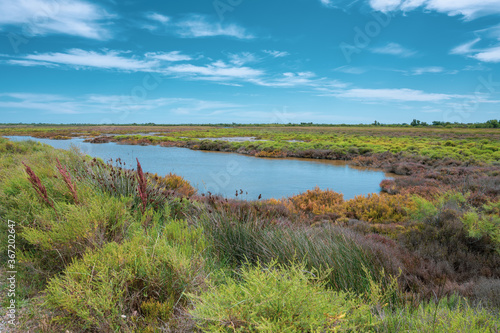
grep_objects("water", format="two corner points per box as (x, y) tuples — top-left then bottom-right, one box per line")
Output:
(5, 136), (390, 200)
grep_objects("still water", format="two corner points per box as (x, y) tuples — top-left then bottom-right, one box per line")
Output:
(6, 136), (390, 200)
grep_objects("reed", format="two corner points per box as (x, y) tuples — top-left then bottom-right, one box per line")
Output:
(136, 158), (148, 214)
(55, 158), (78, 204)
(22, 161), (55, 211)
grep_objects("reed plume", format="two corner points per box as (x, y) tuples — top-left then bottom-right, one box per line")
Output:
(22, 162), (56, 211)
(136, 158), (148, 214)
(56, 158), (79, 204)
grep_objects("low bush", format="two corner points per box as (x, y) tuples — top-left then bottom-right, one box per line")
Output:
(44, 227), (205, 331)
(189, 261), (378, 332)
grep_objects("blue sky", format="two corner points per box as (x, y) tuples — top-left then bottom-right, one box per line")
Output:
(0, 0), (499, 124)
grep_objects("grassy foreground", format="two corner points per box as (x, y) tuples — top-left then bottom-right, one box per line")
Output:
(0, 132), (499, 332)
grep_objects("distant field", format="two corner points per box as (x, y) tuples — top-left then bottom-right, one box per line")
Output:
(1, 124), (499, 163)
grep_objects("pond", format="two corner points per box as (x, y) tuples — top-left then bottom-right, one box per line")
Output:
(5, 136), (391, 200)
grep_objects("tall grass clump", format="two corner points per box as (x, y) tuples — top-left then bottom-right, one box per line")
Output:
(195, 203), (388, 295)
(378, 296), (499, 332)
(189, 261), (378, 332)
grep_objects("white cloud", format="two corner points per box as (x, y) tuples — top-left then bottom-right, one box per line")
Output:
(450, 38), (480, 55)
(251, 72), (348, 89)
(228, 52), (258, 66)
(369, 0), (500, 19)
(165, 61), (264, 80)
(371, 42), (416, 57)
(263, 50), (290, 58)
(472, 46), (500, 63)
(451, 38), (500, 63)
(145, 51), (192, 62)
(0, 0), (112, 40)
(251, 72), (319, 87)
(320, 0), (334, 6)
(145, 12), (170, 24)
(6, 59), (59, 67)
(411, 66), (444, 75)
(175, 15), (254, 39)
(369, 0), (402, 12)
(319, 0), (361, 8)
(334, 66), (367, 74)
(22, 49), (158, 71)
(332, 88), (458, 102)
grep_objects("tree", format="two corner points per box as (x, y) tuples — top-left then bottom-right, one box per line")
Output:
(410, 119), (421, 126)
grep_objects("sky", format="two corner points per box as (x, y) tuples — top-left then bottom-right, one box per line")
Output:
(0, 0), (499, 124)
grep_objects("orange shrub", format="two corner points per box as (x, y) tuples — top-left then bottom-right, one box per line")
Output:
(343, 193), (414, 223)
(285, 187), (344, 215)
(155, 173), (197, 197)
(255, 150), (287, 158)
(280, 188), (414, 224)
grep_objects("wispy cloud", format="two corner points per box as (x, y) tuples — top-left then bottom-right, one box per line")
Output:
(175, 14), (254, 39)
(18, 49), (158, 71)
(145, 51), (192, 62)
(252, 72), (348, 89)
(319, 0), (334, 6)
(228, 52), (258, 66)
(145, 12), (170, 24)
(411, 66), (444, 75)
(319, 0), (360, 9)
(451, 38), (500, 63)
(369, 0), (500, 20)
(142, 13), (255, 39)
(471, 47), (500, 63)
(334, 66), (367, 74)
(0, 0), (113, 40)
(330, 88), (459, 102)
(263, 50), (290, 58)
(371, 42), (416, 57)
(2, 50), (266, 83)
(451, 38), (481, 55)
(0, 92), (244, 116)
(165, 61), (264, 80)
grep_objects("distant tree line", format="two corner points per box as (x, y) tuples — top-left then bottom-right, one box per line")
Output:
(1, 119), (499, 128)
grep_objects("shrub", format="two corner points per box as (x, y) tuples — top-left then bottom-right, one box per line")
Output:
(281, 188), (413, 224)
(44, 229), (204, 331)
(343, 193), (413, 223)
(189, 261), (378, 332)
(22, 187), (134, 265)
(154, 172), (197, 197)
(285, 186), (344, 214)
(462, 211), (500, 255)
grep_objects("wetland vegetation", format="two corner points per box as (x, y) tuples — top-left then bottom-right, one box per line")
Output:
(0, 123), (499, 332)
